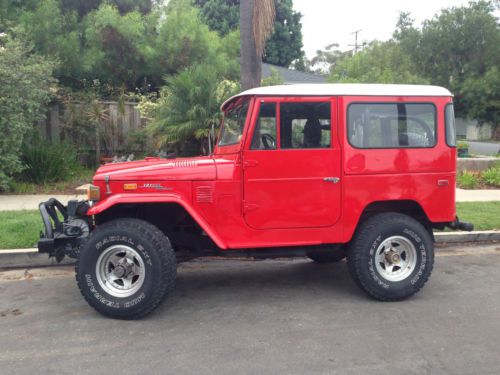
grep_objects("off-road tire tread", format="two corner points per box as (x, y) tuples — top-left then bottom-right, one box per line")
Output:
(347, 213), (434, 301)
(76, 218), (176, 320)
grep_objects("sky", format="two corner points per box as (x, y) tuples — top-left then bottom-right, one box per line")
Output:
(293, 0), (490, 58)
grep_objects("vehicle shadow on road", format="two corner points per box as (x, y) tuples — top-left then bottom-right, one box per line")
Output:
(153, 258), (367, 318)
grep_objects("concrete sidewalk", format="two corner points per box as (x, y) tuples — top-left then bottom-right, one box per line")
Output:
(1, 189), (499, 211)
(0, 194), (85, 211)
(455, 188), (500, 202)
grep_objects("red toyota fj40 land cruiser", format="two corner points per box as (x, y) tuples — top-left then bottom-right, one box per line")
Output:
(38, 84), (473, 319)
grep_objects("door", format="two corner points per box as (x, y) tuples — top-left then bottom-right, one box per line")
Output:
(243, 98), (342, 230)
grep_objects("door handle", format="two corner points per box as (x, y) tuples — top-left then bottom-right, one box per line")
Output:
(323, 177), (340, 184)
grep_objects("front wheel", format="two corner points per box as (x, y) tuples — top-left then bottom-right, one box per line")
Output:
(347, 213), (434, 301)
(76, 218), (176, 319)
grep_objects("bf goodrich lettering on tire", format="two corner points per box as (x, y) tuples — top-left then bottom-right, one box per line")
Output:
(76, 218), (176, 320)
(347, 213), (434, 301)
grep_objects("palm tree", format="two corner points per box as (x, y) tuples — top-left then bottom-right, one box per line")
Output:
(240, 0), (275, 90)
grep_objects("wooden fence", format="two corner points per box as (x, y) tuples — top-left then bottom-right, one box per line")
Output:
(36, 101), (148, 154)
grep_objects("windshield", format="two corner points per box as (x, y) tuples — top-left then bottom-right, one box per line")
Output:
(218, 97), (250, 146)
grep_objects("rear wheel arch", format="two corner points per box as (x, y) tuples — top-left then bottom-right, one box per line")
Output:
(351, 200), (434, 241)
(361, 200), (431, 222)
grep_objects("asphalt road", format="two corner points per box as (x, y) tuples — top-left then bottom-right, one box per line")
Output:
(468, 141), (500, 156)
(1, 243), (499, 375)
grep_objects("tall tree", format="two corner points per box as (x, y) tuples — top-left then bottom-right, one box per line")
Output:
(194, 0), (240, 36)
(196, 0), (302, 67)
(19, 0), (82, 87)
(263, 0), (303, 67)
(395, 1), (500, 125)
(240, 0), (275, 89)
(329, 41), (428, 84)
(61, 0), (154, 18)
(83, 4), (150, 91)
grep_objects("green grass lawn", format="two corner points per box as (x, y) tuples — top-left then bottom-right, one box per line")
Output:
(454, 201), (500, 231)
(0, 201), (499, 249)
(0, 210), (41, 249)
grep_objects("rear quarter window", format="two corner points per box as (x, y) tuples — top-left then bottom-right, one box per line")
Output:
(347, 103), (436, 149)
(445, 103), (456, 147)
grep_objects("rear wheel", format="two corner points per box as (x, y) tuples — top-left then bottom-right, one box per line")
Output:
(76, 218), (176, 319)
(347, 213), (434, 301)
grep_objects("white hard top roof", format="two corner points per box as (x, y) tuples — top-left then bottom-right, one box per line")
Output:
(221, 83), (452, 110)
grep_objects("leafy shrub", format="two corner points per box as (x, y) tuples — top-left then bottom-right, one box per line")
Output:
(457, 171), (479, 189)
(0, 36), (56, 190)
(482, 164), (500, 187)
(19, 140), (80, 184)
(149, 64), (239, 156)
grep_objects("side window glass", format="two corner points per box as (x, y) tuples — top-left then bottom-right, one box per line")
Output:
(280, 102), (331, 149)
(348, 103), (436, 148)
(445, 103), (456, 147)
(251, 102), (277, 150)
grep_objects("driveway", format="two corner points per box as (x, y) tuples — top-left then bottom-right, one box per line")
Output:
(1, 243), (499, 374)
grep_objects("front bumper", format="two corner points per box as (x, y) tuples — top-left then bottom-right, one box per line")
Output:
(38, 199), (91, 261)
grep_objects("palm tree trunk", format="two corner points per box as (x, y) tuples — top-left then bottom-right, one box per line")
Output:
(240, 0), (261, 90)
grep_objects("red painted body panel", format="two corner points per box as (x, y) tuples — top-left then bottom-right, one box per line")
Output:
(89, 92), (456, 251)
(93, 156), (216, 181)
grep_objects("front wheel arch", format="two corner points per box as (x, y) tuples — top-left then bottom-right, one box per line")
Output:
(92, 201), (226, 250)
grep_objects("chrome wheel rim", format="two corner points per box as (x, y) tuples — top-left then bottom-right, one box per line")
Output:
(96, 245), (145, 298)
(374, 236), (417, 282)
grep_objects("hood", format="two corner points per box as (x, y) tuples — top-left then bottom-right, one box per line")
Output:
(93, 156), (216, 181)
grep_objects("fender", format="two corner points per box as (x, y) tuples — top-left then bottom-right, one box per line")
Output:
(87, 193), (228, 249)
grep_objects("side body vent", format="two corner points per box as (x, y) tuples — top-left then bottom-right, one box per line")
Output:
(195, 186), (214, 203)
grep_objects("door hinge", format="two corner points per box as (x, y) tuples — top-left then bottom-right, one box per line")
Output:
(323, 177), (340, 184)
(243, 201), (259, 212)
(243, 160), (258, 168)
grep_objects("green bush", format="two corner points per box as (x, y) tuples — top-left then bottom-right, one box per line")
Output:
(457, 171), (479, 189)
(482, 164), (500, 187)
(19, 140), (80, 184)
(0, 36), (56, 190)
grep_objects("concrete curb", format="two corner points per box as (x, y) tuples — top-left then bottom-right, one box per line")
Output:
(0, 249), (76, 269)
(434, 230), (500, 243)
(1, 230), (499, 269)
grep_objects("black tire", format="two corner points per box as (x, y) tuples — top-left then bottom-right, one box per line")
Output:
(76, 218), (176, 319)
(307, 250), (346, 263)
(347, 213), (434, 301)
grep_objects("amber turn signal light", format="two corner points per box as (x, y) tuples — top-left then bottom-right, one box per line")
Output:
(123, 183), (138, 190)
